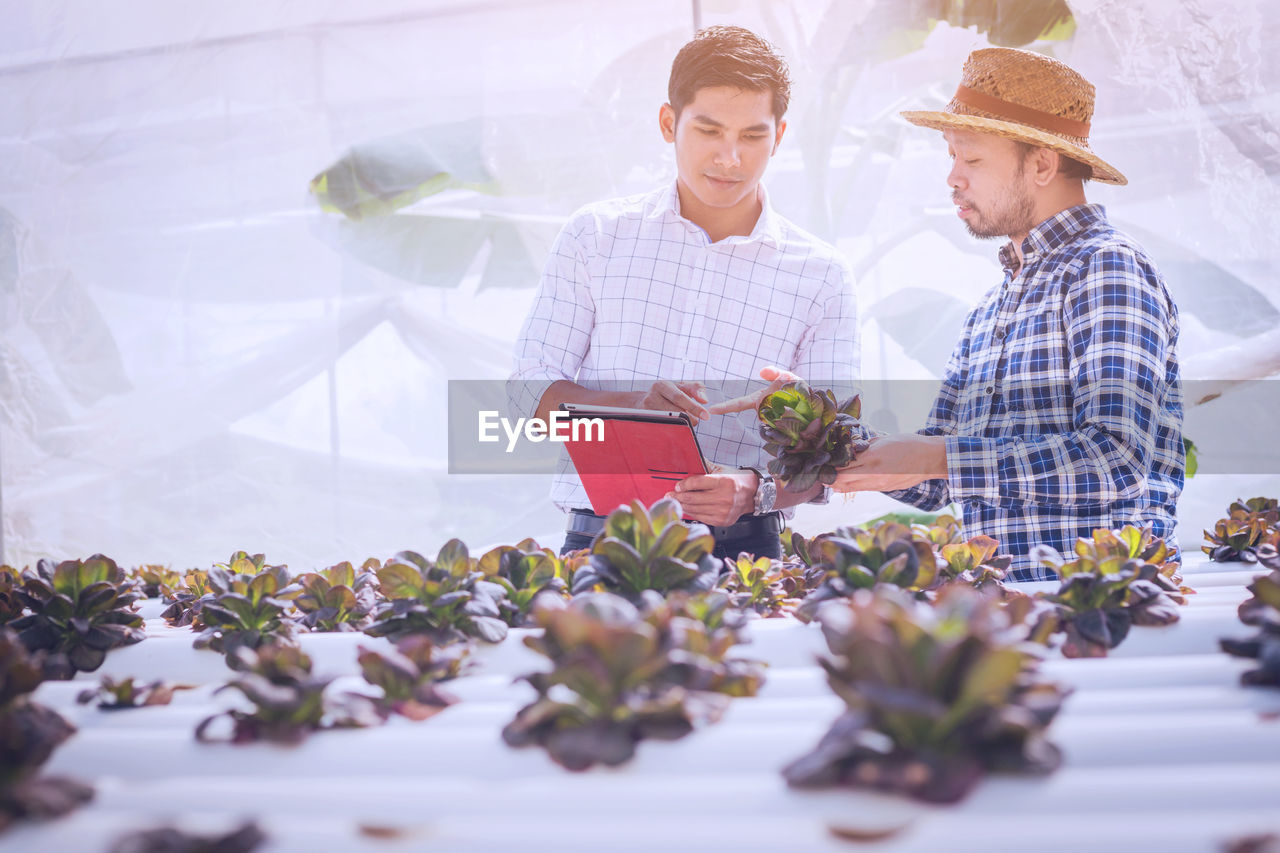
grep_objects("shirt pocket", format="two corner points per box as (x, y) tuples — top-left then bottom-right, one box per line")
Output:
(997, 381), (1075, 437)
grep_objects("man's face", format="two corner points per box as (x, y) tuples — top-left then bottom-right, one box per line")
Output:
(660, 86), (785, 221)
(944, 128), (1036, 241)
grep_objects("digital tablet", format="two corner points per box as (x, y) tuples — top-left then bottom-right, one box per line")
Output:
(559, 403), (709, 516)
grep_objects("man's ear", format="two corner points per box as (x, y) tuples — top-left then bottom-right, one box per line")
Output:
(1031, 147), (1059, 186)
(772, 118), (787, 155)
(659, 103), (677, 143)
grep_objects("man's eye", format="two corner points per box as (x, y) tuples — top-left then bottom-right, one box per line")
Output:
(697, 127), (718, 136)
(744, 134), (767, 141)
(965, 159), (980, 165)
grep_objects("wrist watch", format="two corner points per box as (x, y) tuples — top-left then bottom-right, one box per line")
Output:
(740, 467), (777, 515)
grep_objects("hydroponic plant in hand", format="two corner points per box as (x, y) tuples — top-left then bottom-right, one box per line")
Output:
(502, 592), (764, 771)
(783, 586), (1067, 804)
(757, 382), (872, 492)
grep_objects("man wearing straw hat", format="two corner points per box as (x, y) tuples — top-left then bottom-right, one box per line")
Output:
(831, 47), (1184, 581)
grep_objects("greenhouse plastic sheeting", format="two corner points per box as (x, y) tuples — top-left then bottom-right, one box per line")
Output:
(2, 0), (1279, 569)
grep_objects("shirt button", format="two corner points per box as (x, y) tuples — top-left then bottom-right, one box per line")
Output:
(994, 328), (1006, 340)
(985, 385), (995, 394)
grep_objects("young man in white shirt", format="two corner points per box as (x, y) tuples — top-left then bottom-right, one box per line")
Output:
(510, 26), (859, 558)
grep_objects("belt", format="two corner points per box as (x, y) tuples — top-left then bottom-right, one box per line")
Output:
(567, 508), (784, 541)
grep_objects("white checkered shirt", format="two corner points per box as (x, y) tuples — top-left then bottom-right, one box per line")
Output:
(509, 181), (860, 513)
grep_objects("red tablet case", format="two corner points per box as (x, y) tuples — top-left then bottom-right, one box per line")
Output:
(561, 411), (707, 516)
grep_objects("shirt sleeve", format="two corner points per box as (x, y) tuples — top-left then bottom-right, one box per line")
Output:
(944, 247), (1172, 508)
(507, 214), (596, 418)
(790, 257), (860, 385)
(881, 301), (979, 511)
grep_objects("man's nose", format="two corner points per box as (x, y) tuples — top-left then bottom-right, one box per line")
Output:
(947, 162), (965, 189)
(714, 140), (741, 167)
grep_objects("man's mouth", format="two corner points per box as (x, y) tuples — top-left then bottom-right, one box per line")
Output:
(706, 174), (742, 188)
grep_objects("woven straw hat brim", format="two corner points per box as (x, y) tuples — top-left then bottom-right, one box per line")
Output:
(900, 109), (1127, 186)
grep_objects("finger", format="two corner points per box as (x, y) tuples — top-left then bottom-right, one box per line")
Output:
(656, 381), (710, 421)
(677, 381), (709, 404)
(706, 392), (760, 415)
(673, 475), (717, 493)
(759, 365), (801, 383)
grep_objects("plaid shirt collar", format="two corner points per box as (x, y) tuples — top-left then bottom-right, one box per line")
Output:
(998, 203), (1108, 274)
(650, 179), (783, 248)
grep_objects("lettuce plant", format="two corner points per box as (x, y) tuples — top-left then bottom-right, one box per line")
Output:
(1220, 569), (1280, 686)
(783, 586), (1067, 804)
(0, 567), (22, 626)
(192, 565), (300, 658)
(1204, 497), (1279, 562)
(357, 636), (468, 721)
(756, 382), (872, 492)
(502, 593), (764, 771)
(365, 542), (508, 645)
(76, 676), (191, 710)
(569, 500), (721, 600)
(160, 569), (213, 627)
(131, 564), (181, 600)
(795, 522), (939, 622)
(106, 821), (266, 853)
(10, 556), (145, 677)
(217, 551), (276, 575)
(1033, 527), (1183, 658)
(0, 630), (93, 831)
(936, 535), (1014, 595)
(914, 513), (964, 548)
(196, 645), (380, 744)
(293, 561), (379, 632)
(718, 555), (802, 617)
(477, 539), (568, 626)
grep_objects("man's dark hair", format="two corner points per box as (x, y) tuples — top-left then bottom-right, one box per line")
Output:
(667, 26), (792, 122)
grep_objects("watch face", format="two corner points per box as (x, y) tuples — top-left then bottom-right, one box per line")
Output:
(759, 480), (777, 513)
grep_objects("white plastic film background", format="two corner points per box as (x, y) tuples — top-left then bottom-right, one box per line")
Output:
(1, 0), (1277, 569)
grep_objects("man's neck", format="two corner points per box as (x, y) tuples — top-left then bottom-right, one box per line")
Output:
(1008, 188), (1089, 275)
(675, 180), (763, 243)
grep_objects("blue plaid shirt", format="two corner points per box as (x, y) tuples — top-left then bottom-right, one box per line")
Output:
(887, 204), (1184, 581)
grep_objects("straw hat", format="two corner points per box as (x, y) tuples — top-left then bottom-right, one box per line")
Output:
(900, 47), (1126, 185)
